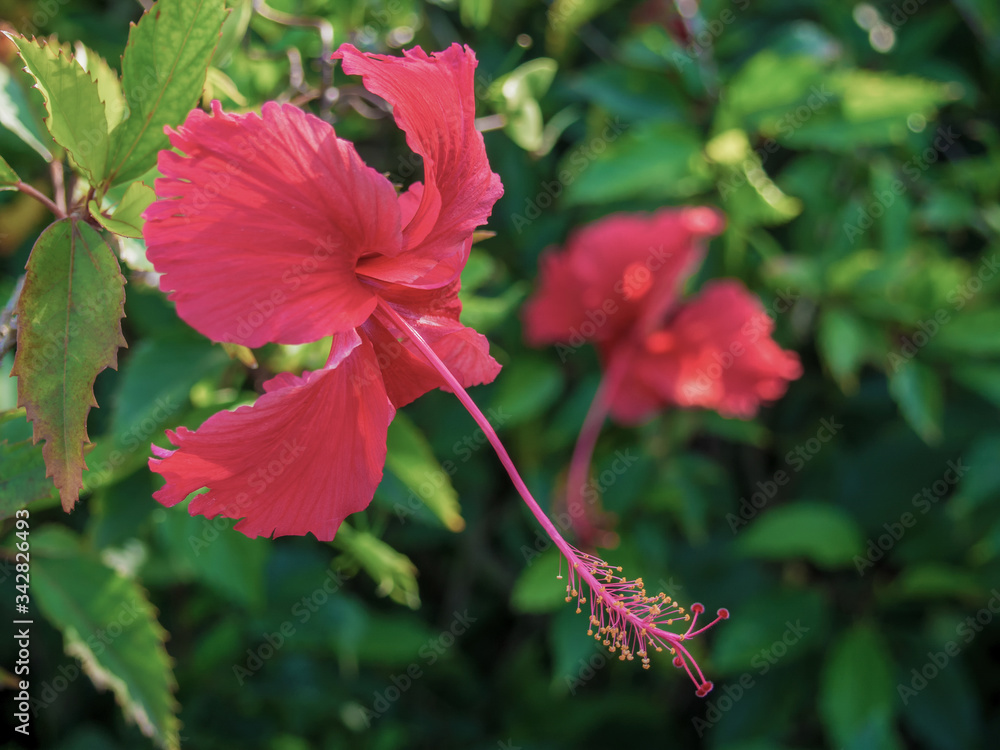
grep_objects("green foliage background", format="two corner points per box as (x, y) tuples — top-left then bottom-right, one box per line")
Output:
(1, 0), (999, 748)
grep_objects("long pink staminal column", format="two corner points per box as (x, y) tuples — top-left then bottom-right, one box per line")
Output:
(376, 300), (727, 695)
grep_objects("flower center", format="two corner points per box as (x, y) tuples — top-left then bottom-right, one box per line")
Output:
(621, 261), (654, 301)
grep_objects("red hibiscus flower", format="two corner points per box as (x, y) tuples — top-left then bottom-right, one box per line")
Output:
(144, 44), (502, 541)
(523, 208), (802, 546)
(144, 46), (727, 695)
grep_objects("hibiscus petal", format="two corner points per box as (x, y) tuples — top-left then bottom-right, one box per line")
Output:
(523, 207), (724, 348)
(148, 333), (395, 540)
(145, 101), (402, 347)
(609, 280), (802, 422)
(335, 44), (503, 274)
(360, 280), (501, 408)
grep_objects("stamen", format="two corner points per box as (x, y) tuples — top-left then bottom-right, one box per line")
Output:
(374, 299), (726, 697)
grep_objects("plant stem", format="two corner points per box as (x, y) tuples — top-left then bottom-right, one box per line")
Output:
(15, 181), (65, 219)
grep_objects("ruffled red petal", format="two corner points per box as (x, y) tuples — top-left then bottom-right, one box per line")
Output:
(145, 101), (402, 347)
(335, 44), (503, 279)
(148, 333), (394, 540)
(523, 207), (724, 347)
(609, 281), (802, 422)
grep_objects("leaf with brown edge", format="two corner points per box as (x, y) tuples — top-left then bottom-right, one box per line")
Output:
(12, 218), (126, 511)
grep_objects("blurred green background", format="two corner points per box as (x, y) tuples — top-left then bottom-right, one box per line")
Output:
(2, 0), (1000, 748)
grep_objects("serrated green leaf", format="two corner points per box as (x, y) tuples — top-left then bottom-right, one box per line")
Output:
(89, 181), (155, 238)
(32, 530), (180, 750)
(819, 625), (901, 750)
(12, 219), (126, 511)
(738, 502), (864, 569)
(108, 0), (227, 185)
(0, 62), (53, 161)
(332, 524), (420, 609)
(9, 36), (112, 184)
(82, 47), (128, 132)
(0, 153), (18, 189)
(0, 409), (57, 519)
(385, 411), (464, 532)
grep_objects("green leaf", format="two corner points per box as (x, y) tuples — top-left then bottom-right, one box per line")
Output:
(489, 355), (564, 428)
(82, 337), (228, 491)
(511, 547), (565, 614)
(460, 0), (492, 29)
(547, 0), (615, 56)
(0, 62), (53, 161)
(89, 181), (156, 238)
(31, 527), (180, 750)
(562, 121), (711, 205)
(888, 360), (943, 444)
(934, 309), (1000, 355)
(817, 308), (871, 393)
(11, 219), (126, 511)
(881, 563), (983, 602)
(81, 46), (128, 132)
(0, 153), (19, 188)
(0, 409), (57, 519)
(213, 0), (253, 66)
(156, 497), (270, 609)
(819, 625), (901, 750)
(710, 588), (830, 676)
(8, 36), (113, 184)
(332, 524), (420, 609)
(738, 502), (864, 569)
(384, 411), (464, 532)
(108, 0), (227, 185)
(489, 58), (557, 152)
